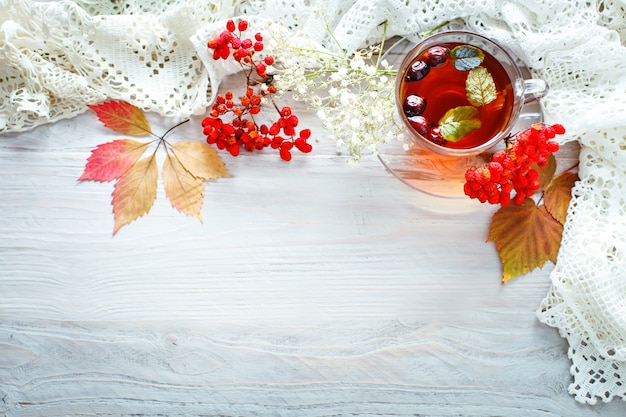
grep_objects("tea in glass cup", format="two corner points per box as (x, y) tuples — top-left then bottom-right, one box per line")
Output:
(392, 31), (549, 196)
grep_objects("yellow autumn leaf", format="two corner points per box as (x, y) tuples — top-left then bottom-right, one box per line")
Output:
(466, 66), (497, 106)
(163, 151), (205, 221)
(488, 198), (563, 282)
(169, 141), (231, 180)
(111, 154), (158, 235)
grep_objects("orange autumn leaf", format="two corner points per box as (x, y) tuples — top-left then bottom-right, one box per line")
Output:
(162, 151), (205, 220)
(88, 100), (152, 136)
(488, 198), (563, 282)
(169, 141), (231, 180)
(78, 139), (150, 182)
(544, 171), (579, 224)
(111, 154), (158, 235)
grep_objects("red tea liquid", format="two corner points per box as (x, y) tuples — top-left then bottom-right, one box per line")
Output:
(400, 42), (514, 149)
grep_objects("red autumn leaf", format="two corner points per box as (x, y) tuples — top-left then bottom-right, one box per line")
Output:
(88, 100), (152, 136)
(488, 198), (563, 282)
(78, 139), (150, 182)
(544, 171), (579, 224)
(111, 153), (158, 235)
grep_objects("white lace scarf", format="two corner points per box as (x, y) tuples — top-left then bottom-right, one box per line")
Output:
(2, 0), (625, 404)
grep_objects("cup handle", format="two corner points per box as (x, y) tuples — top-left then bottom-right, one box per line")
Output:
(523, 79), (549, 104)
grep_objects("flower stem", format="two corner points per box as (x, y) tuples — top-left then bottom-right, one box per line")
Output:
(375, 20), (388, 70)
(321, 11), (347, 58)
(419, 21), (450, 38)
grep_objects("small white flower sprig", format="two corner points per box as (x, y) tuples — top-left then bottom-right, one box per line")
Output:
(265, 18), (405, 163)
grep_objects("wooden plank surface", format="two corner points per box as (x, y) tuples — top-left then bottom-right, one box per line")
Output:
(1, 75), (624, 417)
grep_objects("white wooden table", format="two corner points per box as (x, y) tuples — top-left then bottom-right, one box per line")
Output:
(1, 72), (624, 416)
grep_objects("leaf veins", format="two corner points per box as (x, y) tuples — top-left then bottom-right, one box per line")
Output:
(169, 141), (231, 180)
(162, 151), (205, 221)
(88, 100), (152, 136)
(544, 171), (579, 224)
(78, 139), (150, 182)
(466, 66), (497, 106)
(488, 198), (563, 282)
(438, 106), (482, 142)
(111, 154), (158, 235)
(450, 45), (484, 71)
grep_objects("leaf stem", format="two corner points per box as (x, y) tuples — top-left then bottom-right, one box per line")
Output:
(536, 193), (545, 205)
(160, 119), (190, 140)
(562, 161), (580, 173)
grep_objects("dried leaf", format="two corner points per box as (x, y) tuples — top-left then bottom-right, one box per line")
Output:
(450, 45), (484, 71)
(78, 139), (150, 182)
(488, 198), (563, 282)
(111, 154), (158, 234)
(438, 106), (481, 142)
(163, 151), (205, 220)
(169, 141), (231, 180)
(466, 66), (497, 106)
(544, 171), (579, 224)
(88, 100), (152, 136)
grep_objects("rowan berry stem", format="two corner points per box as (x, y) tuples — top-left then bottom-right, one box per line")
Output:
(202, 18), (313, 160)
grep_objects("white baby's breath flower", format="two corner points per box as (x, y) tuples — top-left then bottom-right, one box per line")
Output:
(349, 54), (365, 69)
(268, 23), (404, 163)
(339, 91), (353, 106)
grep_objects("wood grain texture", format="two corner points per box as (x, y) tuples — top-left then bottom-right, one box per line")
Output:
(1, 76), (623, 416)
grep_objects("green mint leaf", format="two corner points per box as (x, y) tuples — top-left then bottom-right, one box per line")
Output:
(466, 66), (497, 106)
(438, 106), (482, 142)
(450, 45), (484, 71)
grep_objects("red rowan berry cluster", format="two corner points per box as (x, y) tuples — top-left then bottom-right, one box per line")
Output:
(202, 19), (312, 161)
(464, 123), (565, 206)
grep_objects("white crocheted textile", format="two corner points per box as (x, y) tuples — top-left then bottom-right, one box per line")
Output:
(2, 0), (626, 405)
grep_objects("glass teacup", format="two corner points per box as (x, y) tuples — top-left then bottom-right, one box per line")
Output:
(396, 30), (548, 157)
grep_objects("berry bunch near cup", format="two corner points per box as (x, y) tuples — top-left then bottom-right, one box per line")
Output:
(464, 123), (565, 206)
(202, 19), (312, 161)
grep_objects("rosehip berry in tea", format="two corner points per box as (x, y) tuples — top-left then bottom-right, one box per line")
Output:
(403, 94), (426, 116)
(407, 115), (429, 136)
(425, 46), (450, 67)
(405, 60), (430, 82)
(427, 126), (446, 146)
